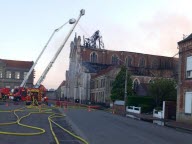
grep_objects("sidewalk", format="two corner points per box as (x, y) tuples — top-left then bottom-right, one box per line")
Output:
(126, 112), (192, 133)
(165, 121), (192, 132)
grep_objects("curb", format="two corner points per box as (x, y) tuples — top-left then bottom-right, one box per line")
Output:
(165, 122), (192, 133)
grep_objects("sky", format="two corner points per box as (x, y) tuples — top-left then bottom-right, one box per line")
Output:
(0, 0), (192, 90)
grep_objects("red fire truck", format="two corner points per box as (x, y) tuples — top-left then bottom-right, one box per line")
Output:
(0, 88), (10, 100)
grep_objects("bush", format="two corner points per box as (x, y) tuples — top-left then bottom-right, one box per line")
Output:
(139, 104), (154, 113)
(126, 96), (155, 113)
(154, 106), (162, 111)
(127, 96), (154, 106)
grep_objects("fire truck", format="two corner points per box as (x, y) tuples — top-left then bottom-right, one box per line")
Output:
(10, 9), (85, 105)
(11, 85), (47, 105)
(0, 88), (10, 100)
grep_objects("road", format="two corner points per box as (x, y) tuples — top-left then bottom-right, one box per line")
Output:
(62, 108), (192, 144)
(0, 101), (83, 144)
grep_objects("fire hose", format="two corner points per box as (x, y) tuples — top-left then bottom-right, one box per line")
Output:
(0, 100), (89, 144)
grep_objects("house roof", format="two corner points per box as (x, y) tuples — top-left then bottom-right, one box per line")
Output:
(92, 66), (119, 78)
(56, 80), (66, 90)
(82, 62), (111, 73)
(178, 33), (192, 44)
(59, 80), (66, 87)
(0, 59), (33, 69)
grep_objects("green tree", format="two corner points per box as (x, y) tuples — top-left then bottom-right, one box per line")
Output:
(149, 78), (177, 107)
(110, 66), (133, 102)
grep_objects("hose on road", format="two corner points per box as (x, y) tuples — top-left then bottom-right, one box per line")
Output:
(0, 100), (89, 144)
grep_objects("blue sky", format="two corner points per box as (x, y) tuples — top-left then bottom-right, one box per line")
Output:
(0, 0), (192, 89)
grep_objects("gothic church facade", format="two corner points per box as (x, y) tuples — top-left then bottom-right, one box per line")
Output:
(66, 35), (178, 104)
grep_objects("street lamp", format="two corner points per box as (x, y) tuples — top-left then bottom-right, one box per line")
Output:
(21, 18), (76, 88)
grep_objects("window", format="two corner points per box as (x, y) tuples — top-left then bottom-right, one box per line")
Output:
(101, 79), (105, 87)
(139, 57), (145, 67)
(110, 80), (114, 87)
(24, 72), (28, 79)
(15, 72), (20, 79)
(185, 92), (192, 114)
(165, 60), (171, 69)
(161, 60), (166, 69)
(186, 56), (192, 78)
(90, 52), (98, 63)
(91, 81), (94, 89)
(103, 79), (105, 87)
(111, 55), (119, 64)
(96, 80), (99, 88)
(0, 70), (2, 78)
(126, 56), (132, 67)
(133, 79), (139, 92)
(152, 59), (159, 69)
(6, 71), (11, 79)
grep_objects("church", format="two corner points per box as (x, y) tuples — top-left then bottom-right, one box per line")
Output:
(65, 31), (178, 105)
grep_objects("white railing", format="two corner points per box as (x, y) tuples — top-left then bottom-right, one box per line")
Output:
(153, 109), (164, 119)
(126, 106), (141, 114)
(153, 101), (165, 119)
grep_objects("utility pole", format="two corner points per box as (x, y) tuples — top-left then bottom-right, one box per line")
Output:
(124, 66), (128, 115)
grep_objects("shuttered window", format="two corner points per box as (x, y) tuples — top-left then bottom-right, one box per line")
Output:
(0, 70), (2, 78)
(185, 92), (192, 114)
(186, 56), (192, 78)
(15, 72), (20, 79)
(6, 71), (11, 79)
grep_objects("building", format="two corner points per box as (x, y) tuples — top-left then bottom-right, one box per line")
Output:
(90, 66), (121, 105)
(56, 80), (66, 100)
(177, 34), (192, 122)
(0, 59), (34, 89)
(66, 33), (178, 104)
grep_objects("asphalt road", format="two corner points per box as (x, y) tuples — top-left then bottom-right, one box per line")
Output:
(62, 108), (192, 144)
(0, 101), (83, 144)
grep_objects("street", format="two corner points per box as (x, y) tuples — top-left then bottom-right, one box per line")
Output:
(0, 101), (84, 144)
(1, 101), (192, 144)
(62, 108), (192, 144)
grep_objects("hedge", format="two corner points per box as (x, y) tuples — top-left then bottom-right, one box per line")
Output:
(126, 96), (155, 113)
(127, 96), (154, 106)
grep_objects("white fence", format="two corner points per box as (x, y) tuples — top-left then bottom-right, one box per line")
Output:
(126, 106), (141, 114)
(153, 102), (165, 119)
(153, 109), (164, 119)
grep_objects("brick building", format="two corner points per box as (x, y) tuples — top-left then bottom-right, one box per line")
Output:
(0, 59), (34, 89)
(66, 34), (178, 104)
(177, 34), (192, 122)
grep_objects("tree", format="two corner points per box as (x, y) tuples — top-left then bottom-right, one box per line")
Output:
(110, 66), (133, 102)
(149, 78), (177, 107)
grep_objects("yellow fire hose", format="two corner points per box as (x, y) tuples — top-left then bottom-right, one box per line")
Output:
(0, 99), (89, 144)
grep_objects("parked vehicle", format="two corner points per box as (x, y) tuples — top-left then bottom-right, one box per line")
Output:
(0, 88), (10, 100)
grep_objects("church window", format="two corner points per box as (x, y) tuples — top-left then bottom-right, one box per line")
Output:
(133, 79), (139, 92)
(90, 52), (98, 63)
(126, 56), (132, 67)
(139, 57), (145, 67)
(111, 54), (119, 65)
(152, 59), (159, 69)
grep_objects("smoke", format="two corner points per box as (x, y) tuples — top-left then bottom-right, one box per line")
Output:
(139, 13), (192, 56)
